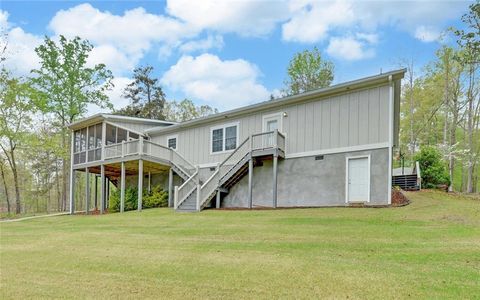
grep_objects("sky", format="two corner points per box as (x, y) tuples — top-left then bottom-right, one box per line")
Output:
(0, 0), (472, 114)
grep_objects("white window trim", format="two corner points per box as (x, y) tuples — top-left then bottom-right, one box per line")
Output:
(167, 134), (178, 150)
(262, 112), (283, 133)
(345, 154), (371, 204)
(210, 122), (240, 155)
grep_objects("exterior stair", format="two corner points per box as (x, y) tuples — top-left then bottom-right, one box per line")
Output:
(174, 130), (285, 212)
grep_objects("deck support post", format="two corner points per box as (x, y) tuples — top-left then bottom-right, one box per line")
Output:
(85, 168), (90, 215)
(94, 175), (98, 210)
(69, 169), (75, 214)
(248, 157), (253, 209)
(120, 162), (126, 213)
(216, 190), (221, 209)
(168, 168), (173, 207)
(100, 165), (105, 214)
(272, 154), (278, 208)
(148, 171), (151, 193)
(106, 177), (110, 209)
(138, 159), (143, 211)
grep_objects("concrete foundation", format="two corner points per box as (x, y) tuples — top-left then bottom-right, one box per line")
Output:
(222, 148), (389, 207)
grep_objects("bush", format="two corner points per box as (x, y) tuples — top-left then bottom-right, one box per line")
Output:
(108, 185), (168, 212)
(414, 146), (450, 188)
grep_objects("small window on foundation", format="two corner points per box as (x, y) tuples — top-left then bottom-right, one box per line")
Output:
(315, 155), (324, 161)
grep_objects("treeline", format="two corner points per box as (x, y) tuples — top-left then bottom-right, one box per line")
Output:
(0, 36), (217, 216)
(399, 3), (479, 192)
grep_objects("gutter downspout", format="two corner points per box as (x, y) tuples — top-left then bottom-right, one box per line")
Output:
(388, 75), (394, 205)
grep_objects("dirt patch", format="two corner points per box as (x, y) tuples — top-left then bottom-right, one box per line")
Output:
(391, 189), (410, 207)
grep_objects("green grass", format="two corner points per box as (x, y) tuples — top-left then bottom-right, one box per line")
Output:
(1, 190), (479, 299)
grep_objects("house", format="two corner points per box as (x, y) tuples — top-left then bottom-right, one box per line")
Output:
(68, 69), (405, 213)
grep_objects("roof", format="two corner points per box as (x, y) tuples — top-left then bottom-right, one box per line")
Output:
(145, 68), (406, 135)
(68, 113), (177, 130)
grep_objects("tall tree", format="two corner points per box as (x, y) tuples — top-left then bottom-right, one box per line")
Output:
(0, 155), (10, 213)
(453, 2), (480, 193)
(0, 70), (37, 214)
(31, 35), (113, 210)
(283, 47), (334, 96)
(163, 99), (218, 122)
(120, 66), (166, 119)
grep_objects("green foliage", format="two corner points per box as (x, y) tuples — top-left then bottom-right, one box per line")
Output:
(31, 35), (114, 125)
(163, 99), (218, 122)
(414, 147), (450, 188)
(109, 185), (168, 212)
(116, 66), (166, 120)
(283, 47), (334, 96)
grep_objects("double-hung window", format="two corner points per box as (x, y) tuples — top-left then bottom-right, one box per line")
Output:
(211, 123), (238, 153)
(167, 135), (178, 150)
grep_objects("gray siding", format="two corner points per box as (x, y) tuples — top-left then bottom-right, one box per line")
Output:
(151, 84), (391, 165)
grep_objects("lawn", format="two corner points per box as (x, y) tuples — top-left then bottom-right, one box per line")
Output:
(1, 190), (479, 299)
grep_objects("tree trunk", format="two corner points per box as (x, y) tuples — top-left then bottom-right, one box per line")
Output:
(8, 147), (21, 214)
(466, 65), (475, 193)
(0, 162), (10, 213)
(61, 125), (68, 211)
(55, 159), (61, 212)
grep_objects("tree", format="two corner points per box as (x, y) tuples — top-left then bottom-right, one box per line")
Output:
(119, 66), (166, 119)
(0, 69), (37, 214)
(453, 2), (480, 193)
(414, 146), (450, 188)
(0, 155), (10, 213)
(283, 47), (334, 96)
(163, 99), (218, 122)
(31, 35), (113, 211)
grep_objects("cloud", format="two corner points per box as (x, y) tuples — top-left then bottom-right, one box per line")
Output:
(161, 54), (270, 110)
(1, 11), (43, 76)
(166, 0), (290, 37)
(179, 35), (224, 53)
(281, 0), (465, 45)
(48, 3), (198, 75)
(87, 76), (132, 114)
(282, 0), (354, 43)
(326, 36), (375, 61)
(414, 26), (441, 43)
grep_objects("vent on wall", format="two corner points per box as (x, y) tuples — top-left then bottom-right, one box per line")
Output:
(209, 167), (216, 171)
(315, 155), (324, 161)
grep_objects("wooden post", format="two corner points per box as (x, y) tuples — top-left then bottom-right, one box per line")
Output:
(69, 170), (75, 214)
(196, 184), (201, 211)
(138, 159), (143, 211)
(272, 154), (278, 208)
(85, 167), (90, 215)
(148, 171), (151, 193)
(174, 186), (179, 209)
(106, 177), (110, 209)
(94, 175), (98, 210)
(69, 132), (75, 214)
(216, 190), (221, 209)
(100, 165), (105, 214)
(168, 168), (173, 207)
(248, 157), (253, 209)
(120, 162), (125, 213)
(248, 134), (253, 209)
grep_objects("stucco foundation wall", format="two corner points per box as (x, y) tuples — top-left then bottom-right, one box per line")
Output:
(222, 148), (389, 208)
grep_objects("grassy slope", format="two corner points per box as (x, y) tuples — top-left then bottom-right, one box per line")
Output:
(1, 190), (479, 299)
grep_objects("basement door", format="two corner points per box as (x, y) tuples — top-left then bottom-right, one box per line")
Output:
(347, 156), (370, 203)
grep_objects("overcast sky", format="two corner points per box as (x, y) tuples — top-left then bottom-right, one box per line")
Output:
(1, 0), (471, 113)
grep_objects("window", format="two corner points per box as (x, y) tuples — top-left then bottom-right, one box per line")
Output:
(106, 124), (116, 145)
(167, 136), (177, 150)
(211, 123), (238, 153)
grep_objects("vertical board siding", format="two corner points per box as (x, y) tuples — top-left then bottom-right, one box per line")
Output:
(151, 85), (390, 165)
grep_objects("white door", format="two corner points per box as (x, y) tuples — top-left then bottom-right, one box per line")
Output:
(262, 114), (282, 148)
(347, 157), (370, 202)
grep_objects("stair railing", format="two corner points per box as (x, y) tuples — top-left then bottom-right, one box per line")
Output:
(175, 166), (199, 209)
(198, 136), (251, 209)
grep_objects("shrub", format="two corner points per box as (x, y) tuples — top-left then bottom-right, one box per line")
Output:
(414, 146), (450, 188)
(108, 185), (168, 212)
